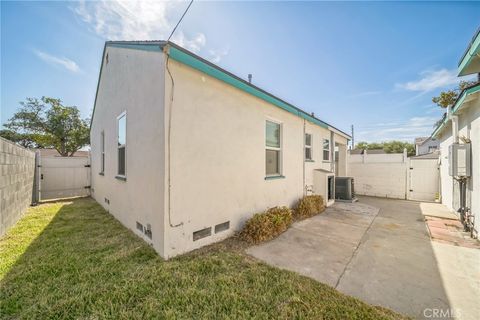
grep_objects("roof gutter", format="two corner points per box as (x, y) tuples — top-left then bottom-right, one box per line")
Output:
(431, 83), (480, 138)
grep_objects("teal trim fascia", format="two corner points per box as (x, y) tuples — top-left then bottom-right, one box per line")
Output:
(452, 84), (480, 113)
(458, 29), (480, 76)
(431, 84), (480, 138)
(265, 175), (286, 180)
(108, 43), (163, 52)
(90, 41), (352, 138)
(168, 46), (329, 130)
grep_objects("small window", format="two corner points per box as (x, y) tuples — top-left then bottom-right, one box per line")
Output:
(323, 139), (330, 161)
(305, 133), (312, 161)
(117, 112), (126, 177)
(100, 131), (105, 174)
(266, 120), (281, 176)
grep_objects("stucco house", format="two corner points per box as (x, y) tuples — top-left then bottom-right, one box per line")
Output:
(414, 136), (439, 155)
(432, 28), (480, 238)
(89, 41), (350, 258)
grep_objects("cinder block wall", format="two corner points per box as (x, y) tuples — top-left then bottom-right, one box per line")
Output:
(0, 137), (35, 236)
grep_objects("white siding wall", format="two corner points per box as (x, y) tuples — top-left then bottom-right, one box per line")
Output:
(163, 58), (348, 258)
(90, 47), (166, 256)
(438, 96), (480, 236)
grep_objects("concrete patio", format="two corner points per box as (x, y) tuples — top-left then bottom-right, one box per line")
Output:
(247, 196), (480, 320)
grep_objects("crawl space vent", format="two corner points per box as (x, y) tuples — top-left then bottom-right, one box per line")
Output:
(215, 221), (230, 233)
(136, 221), (144, 232)
(193, 227), (211, 241)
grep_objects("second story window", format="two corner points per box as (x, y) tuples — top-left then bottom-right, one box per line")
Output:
(266, 120), (281, 176)
(323, 138), (330, 161)
(117, 112), (126, 177)
(305, 133), (312, 161)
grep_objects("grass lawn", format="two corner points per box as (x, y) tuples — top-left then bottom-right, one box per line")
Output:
(0, 198), (406, 319)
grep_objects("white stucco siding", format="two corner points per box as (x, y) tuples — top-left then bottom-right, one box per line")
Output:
(438, 131), (454, 211)
(163, 58), (345, 258)
(471, 105), (480, 235)
(438, 96), (480, 235)
(90, 46), (166, 256)
(304, 122), (339, 187)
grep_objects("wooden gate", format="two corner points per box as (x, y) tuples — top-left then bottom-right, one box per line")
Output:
(37, 154), (90, 200)
(408, 158), (439, 202)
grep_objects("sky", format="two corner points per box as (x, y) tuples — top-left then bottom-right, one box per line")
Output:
(1, 1), (479, 143)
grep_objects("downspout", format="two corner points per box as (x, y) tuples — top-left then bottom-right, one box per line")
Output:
(448, 106), (459, 144)
(303, 118), (306, 196)
(164, 45), (183, 228)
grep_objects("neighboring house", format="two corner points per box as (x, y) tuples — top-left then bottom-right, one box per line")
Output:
(414, 136), (439, 155)
(432, 28), (480, 238)
(89, 41), (351, 259)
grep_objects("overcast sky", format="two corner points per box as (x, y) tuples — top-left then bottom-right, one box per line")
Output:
(1, 1), (479, 143)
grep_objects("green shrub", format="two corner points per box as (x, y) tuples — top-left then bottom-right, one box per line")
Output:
(294, 195), (325, 219)
(240, 206), (293, 244)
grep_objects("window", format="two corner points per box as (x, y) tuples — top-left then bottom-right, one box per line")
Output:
(305, 133), (312, 161)
(117, 112), (126, 177)
(428, 146), (437, 153)
(100, 131), (105, 174)
(266, 120), (281, 176)
(323, 139), (330, 161)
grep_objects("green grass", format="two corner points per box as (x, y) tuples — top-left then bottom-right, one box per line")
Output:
(0, 198), (406, 319)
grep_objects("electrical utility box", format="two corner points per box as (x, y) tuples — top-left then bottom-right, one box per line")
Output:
(449, 143), (471, 177)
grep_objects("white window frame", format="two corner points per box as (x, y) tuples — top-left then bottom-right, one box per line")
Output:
(305, 133), (313, 161)
(117, 111), (127, 179)
(100, 130), (105, 175)
(265, 119), (283, 177)
(323, 138), (330, 161)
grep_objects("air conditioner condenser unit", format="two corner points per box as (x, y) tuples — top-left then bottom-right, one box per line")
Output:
(335, 177), (357, 202)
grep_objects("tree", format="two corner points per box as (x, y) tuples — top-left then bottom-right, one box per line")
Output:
(432, 80), (477, 108)
(1, 97), (89, 156)
(383, 141), (415, 156)
(354, 140), (415, 156)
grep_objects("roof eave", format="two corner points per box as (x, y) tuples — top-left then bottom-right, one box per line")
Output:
(458, 27), (480, 76)
(90, 40), (351, 139)
(431, 83), (480, 138)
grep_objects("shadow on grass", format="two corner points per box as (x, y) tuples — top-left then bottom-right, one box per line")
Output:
(0, 198), (406, 319)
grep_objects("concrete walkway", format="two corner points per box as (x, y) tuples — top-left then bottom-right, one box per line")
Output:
(247, 197), (480, 319)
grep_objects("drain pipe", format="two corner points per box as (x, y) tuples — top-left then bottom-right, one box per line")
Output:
(448, 106), (459, 143)
(303, 118), (306, 196)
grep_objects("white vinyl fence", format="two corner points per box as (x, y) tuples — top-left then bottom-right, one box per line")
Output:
(348, 150), (439, 201)
(37, 154), (91, 200)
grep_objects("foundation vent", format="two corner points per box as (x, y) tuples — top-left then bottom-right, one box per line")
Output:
(215, 221), (230, 233)
(136, 221), (144, 232)
(193, 227), (211, 241)
(144, 224), (152, 239)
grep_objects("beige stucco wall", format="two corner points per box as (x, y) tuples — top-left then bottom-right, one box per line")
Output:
(163, 57), (348, 258)
(437, 95), (480, 236)
(90, 45), (349, 259)
(90, 46), (166, 256)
